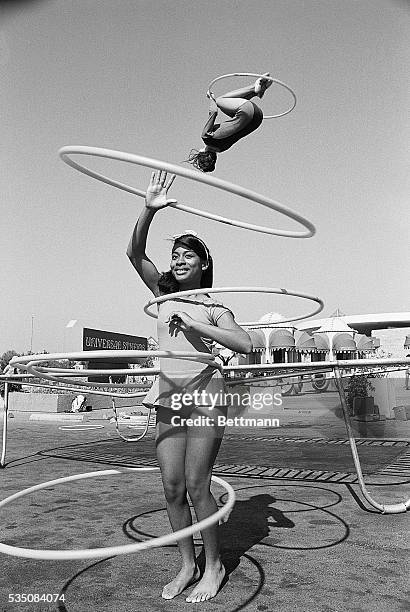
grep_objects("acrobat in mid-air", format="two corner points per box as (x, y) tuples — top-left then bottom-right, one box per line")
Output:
(187, 73), (272, 173)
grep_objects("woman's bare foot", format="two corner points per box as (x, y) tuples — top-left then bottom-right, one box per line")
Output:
(161, 565), (200, 600)
(185, 561), (225, 603)
(255, 72), (272, 98)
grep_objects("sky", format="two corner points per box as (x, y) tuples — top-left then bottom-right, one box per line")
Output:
(1, 0), (409, 356)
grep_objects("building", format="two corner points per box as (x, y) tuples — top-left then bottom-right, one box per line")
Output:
(235, 311), (410, 366)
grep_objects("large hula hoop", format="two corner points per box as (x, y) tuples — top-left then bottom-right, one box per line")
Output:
(0, 469), (235, 560)
(10, 350), (220, 392)
(10, 350), (216, 367)
(144, 287), (324, 326)
(0, 375), (153, 400)
(208, 72), (297, 119)
(58, 425), (105, 431)
(59, 146), (315, 238)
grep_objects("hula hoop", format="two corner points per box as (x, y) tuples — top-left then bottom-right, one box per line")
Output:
(144, 287), (324, 326)
(0, 376), (155, 403)
(10, 350), (215, 366)
(59, 146), (315, 238)
(10, 350), (220, 393)
(58, 425), (105, 431)
(207, 72), (297, 119)
(0, 469), (235, 560)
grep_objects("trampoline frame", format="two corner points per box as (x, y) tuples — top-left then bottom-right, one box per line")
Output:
(1, 355), (409, 514)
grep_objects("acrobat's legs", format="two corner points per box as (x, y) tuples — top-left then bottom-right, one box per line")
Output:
(215, 75), (270, 117)
(215, 84), (257, 117)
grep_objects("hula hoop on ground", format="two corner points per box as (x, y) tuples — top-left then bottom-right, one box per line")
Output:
(0, 469), (235, 560)
(207, 72), (297, 119)
(59, 146), (315, 238)
(144, 286), (324, 326)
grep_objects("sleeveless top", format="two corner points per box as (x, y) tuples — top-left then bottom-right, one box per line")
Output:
(143, 294), (233, 410)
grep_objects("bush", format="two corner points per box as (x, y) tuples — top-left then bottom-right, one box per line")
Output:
(345, 372), (375, 414)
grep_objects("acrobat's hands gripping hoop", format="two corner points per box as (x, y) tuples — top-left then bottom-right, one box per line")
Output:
(144, 287), (324, 327)
(59, 146), (315, 238)
(207, 72), (297, 119)
(0, 469), (235, 560)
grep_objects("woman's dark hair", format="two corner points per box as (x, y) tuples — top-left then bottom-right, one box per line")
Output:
(158, 234), (213, 295)
(185, 149), (217, 173)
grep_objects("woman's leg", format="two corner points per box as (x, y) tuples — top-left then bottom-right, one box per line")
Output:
(215, 74), (271, 117)
(155, 408), (200, 599)
(184, 405), (227, 603)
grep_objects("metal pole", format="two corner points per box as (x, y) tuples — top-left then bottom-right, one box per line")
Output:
(1, 382), (9, 468)
(30, 315), (34, 353)
(334, 365), (408, 514)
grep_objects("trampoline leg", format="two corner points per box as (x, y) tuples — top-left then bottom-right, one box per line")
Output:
(334, 365), (409, 514)
(1, 382), (10, 468)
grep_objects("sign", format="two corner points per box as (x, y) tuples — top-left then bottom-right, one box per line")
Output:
(83, 328), (147, 352)
(82, 328), (148, 383)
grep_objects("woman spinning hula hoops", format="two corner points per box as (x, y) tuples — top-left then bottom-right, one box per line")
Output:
(127, 171), (252, 602)
(187, 73), (272, 172)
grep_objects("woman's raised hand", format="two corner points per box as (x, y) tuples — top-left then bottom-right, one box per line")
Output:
(145, 170), (177, 210)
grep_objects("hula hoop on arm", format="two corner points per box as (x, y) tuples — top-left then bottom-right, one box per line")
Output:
(144, 286), (324, 326)
(59, 146), (315, 238)
(0, 469), (235, 560)
(207, 72), (297, 119)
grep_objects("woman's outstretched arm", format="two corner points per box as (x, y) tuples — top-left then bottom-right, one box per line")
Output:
(127, 206), (160, 295)
(127, 171), (176, 296)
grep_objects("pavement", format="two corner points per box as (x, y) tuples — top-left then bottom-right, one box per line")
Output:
(0, 396), (409, 612)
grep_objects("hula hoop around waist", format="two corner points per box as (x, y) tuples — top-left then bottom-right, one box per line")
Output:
(144, 287), (324, 326)
(9, 350), (221, 396)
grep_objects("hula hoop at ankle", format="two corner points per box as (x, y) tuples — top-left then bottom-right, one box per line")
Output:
(0, 470), (235, 560)
(207, 72), (297, 119)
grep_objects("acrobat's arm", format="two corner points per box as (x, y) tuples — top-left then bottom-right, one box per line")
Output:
(201, 111), (219, 139)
